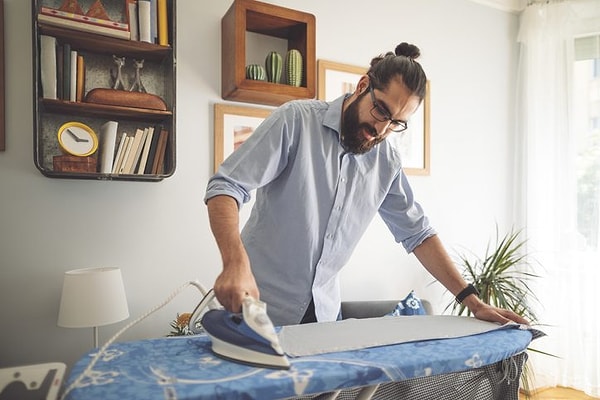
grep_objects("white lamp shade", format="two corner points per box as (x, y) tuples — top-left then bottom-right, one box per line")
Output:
(58, 267), (129, 328)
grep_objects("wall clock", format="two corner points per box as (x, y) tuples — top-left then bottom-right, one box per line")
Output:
(57, 121), (99, 157)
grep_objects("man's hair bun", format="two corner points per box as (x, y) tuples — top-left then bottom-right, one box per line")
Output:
(395, 42), (421, 60)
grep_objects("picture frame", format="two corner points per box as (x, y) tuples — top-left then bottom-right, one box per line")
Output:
(0, 0), (5, 151)
(400, 80), (431, 176)
(317, 59), (430, 176)
(213, 103), (273, 173)
(317, 59), (366, 101)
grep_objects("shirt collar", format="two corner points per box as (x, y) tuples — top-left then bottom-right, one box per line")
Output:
(322, 94), (350, 138)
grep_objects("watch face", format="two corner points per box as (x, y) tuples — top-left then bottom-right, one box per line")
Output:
(57, 122), (98, 157)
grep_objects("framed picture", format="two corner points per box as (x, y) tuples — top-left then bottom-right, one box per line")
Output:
(0, 0), (4, 151)
(400, 81), (431, 176)
(318, 59), (430, 176)
(213, 103), (273, 173)
(317, 59), (366, 101)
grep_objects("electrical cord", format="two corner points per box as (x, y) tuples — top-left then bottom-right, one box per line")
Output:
(59, 280), (209, 400)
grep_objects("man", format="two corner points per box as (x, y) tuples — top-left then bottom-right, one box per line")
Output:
(205, 43), (528, 327)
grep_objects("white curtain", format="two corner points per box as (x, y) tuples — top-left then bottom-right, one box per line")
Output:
(516, 0), (600, 396)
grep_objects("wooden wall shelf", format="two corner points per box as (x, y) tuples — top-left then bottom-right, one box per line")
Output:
(221, 0), (316, 106)
(32, 0), (176, 182)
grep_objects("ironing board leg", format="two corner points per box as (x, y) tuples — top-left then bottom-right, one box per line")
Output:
(318, 390), (341, 399)
(356, 384), (379, 400)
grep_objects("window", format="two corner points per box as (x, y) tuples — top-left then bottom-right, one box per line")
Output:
(575, 36), (600, 251)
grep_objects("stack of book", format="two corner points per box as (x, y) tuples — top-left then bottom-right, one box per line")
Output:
(37, 1), (170, 46)
(40, 35), (85, 101)
(127, 0), (170, 45)
(98, 121), (170, 175)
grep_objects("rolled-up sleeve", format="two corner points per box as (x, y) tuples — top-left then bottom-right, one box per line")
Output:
(378, 170), (436, 253)
(204, 105), (293, 208)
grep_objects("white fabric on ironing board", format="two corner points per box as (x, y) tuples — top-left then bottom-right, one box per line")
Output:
(278, 315), (531, 357)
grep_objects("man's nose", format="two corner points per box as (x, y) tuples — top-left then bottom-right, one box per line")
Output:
(373, 120), (392, 137)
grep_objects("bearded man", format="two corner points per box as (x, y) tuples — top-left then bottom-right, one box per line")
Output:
(204, 42), (528, 327)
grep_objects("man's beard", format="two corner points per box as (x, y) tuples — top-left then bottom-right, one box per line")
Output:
(341, 92), (386, 154)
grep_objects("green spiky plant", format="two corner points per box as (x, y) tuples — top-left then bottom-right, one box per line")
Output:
(447, 226), (556, 398)
(285, 49), (303, 87)
(448, 226), (539, 322)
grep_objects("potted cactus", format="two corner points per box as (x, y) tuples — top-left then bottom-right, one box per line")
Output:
(246, 64), (266, 81)
(265, 51), (283, 83)
(285, 49), (303, 87)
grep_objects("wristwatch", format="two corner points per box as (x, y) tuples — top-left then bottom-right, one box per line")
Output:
(455, 284), (480, 304)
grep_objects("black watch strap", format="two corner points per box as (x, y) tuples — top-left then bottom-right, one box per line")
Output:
(455, 283), (479, 304)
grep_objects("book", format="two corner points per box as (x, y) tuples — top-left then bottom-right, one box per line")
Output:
(39, 35), (57, 99)
(69, 49), (77, 101)
(62, 43), (71, 101)
(137, 0), (152, 43)
(122, 128), (145, 174)
(112, 134), (129, 174)
(75, 55), (85, 102)
(126, 0), (139, 41)
(152, 129), (169, 174)
(40, 6), (128, 30)
(136, 126), (154, 174)
(56, 43), (64, 99)
(143, 124), (162, 174)
(117, 135), (134, 174)
(157, 0), (168, 46)
(129, 127), (148, 174)
(38, 7), (130, 41)
(99, 121), (118, 174)
(150, 0), (158, 44)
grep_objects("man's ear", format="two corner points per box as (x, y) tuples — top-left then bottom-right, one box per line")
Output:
(355, 75), (370, 94)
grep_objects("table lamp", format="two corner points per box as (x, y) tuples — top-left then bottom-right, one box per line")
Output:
(57, 267), (129, 348)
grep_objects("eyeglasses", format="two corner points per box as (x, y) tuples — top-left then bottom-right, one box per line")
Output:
(368, 84), (408, 133)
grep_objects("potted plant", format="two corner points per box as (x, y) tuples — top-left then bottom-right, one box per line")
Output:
(447, 226), (553, 398)
(448, 226), (539, 323)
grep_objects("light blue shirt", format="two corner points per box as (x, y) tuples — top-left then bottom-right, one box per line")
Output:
(205, 95), (435, 326)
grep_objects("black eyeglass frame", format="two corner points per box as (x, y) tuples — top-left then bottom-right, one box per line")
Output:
(367, 84), (408, 133)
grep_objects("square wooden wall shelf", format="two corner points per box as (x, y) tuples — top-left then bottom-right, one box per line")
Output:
(221, 0), (316, 106)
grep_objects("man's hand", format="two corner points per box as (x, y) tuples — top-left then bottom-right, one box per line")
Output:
(213, 261), (260, 313)
(463, 295), (530, 325)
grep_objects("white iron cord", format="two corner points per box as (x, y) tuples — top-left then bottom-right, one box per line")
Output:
(59, 280), (211, 400)
(188, 288), (220, 334)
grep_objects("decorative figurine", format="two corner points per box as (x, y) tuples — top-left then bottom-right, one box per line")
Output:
(110, 55), (126, 90)
(129, 59), (147, 93)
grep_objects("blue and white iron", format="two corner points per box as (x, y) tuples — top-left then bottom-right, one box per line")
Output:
(189, 289), (290, 370)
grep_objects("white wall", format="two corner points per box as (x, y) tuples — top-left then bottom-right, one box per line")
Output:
(0, 0), (519, 371)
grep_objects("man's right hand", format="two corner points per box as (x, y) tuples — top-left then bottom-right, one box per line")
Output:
(213, 261), (260, 313)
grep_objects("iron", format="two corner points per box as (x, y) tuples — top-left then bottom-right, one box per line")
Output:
(189, 289), (290, 370)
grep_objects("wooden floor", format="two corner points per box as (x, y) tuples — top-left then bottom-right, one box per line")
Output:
(521, 387), (599, 399)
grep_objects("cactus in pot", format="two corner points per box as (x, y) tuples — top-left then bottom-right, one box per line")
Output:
(246, 64), (266, 81)
(265, 51), (283, 83)
(285, 49), (303, 87)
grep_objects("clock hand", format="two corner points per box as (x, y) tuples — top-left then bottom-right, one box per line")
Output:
(66, 128), (90, 143)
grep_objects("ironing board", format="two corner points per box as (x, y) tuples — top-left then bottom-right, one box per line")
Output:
(63, 323), (537, 400)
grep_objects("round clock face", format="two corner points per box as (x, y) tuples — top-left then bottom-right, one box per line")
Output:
(57, 122), (99, 157)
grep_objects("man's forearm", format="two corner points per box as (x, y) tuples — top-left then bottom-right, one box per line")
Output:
(206, 195), (247, 265)
(206, 195), (259, 311)
(412, 235), (482, 311)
